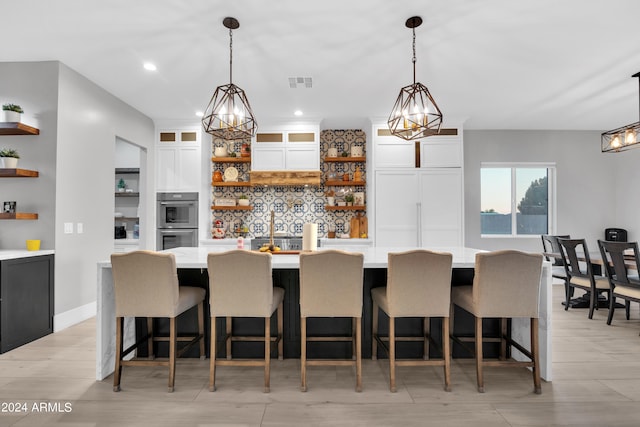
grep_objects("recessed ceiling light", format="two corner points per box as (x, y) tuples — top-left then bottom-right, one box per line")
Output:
(294, 110), (303, 116)
(195, 111), (204, 117)
(143, 62), (157, 71)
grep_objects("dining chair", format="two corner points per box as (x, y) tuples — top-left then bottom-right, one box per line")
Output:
(450, 250), (543, 393)
(111, 250), (206, 392)
(371, 249), (453, 392)
(207, 250), (284, 392)
(299, 250), (364, 392)
(597, 240), (640, 327)
(557, 238), (610, 319)
(541, 234), (570, 284)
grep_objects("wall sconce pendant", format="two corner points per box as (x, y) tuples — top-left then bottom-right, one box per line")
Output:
(202, 17), (257, 141)
(388, 16), (443, 141)
(601, 71), (640, 153)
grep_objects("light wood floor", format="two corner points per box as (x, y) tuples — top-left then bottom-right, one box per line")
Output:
(2, 285), (640, 426)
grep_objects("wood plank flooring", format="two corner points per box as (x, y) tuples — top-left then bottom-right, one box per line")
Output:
(2, 285), (640, 426)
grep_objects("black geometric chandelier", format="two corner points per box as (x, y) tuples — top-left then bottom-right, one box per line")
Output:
(388, 16), (443, 141)
(601, 71), (640, 153)
(202, 17), (257, 141)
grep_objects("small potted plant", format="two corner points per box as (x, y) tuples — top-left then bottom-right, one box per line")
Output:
(345, 194), (355, 206)
(2, 104), (24, 123)
(0, 148), (19, 168)
(237, 194), (250, 206)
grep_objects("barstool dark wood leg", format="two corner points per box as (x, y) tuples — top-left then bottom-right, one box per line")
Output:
(113, 316), (123, 392)
(209, 317), (217, 392)
(475, 316), (484, 393)
(168, 317), (176, 392)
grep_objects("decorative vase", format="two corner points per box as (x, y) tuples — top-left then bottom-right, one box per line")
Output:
(214, 145), (228, 157)
(238, 198), (250, 206)
(0, 157), (18, 168)
(240, 143), (250, 157)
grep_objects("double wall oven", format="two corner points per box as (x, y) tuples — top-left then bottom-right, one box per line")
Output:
(156, 192), (198, 250)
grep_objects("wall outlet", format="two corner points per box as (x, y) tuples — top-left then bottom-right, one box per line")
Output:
(64, 223), (74, 234)
(77, 223), (84, 234)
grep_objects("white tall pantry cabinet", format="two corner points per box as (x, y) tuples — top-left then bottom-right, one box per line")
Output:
(372, 124), (464, 247)
(156, 128), (201, 192)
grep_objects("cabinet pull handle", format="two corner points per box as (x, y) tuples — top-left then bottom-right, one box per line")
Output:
(417, 202), (422, 247)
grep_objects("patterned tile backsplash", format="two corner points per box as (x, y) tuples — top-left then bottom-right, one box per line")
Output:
(210, 129), (366, 238)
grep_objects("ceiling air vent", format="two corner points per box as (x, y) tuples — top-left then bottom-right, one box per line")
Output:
(288, 77), (313, 89)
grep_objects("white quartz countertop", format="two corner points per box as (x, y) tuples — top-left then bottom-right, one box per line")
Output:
(0, 250), (55, 261)
(99, 246), (486, 269)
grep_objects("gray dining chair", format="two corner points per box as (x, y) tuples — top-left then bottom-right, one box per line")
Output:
(598, 240), (640, 328)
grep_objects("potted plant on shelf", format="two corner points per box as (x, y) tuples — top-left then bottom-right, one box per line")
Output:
(345, 193), (355, 206)
(237, 194), (250, 206)
(0, 148), (19, 168)
(2, 104), (24, 123)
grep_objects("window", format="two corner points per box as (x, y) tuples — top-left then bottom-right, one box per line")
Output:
(480, 163), (555, 237)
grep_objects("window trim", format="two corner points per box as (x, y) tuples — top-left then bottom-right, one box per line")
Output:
(480, 162), (556, 238)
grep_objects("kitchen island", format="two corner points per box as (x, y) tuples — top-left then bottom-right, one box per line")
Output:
(96, 246), (552, 381)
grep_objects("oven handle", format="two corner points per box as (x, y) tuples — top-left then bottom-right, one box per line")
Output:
(158, 229), (195, 234)
(159, 201), (197, 206)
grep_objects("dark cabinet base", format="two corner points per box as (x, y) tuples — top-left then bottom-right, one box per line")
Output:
(136, 266), (504, 360)
(0, 255), (55, 353)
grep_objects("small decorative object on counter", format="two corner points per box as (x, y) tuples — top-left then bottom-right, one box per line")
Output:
(237, 236), (244, 249)
(327, 223), (336, 239)
(26, 239), (41, 251)
(212, 219), (226, 239)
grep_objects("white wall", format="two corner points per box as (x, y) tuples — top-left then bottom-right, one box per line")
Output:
(611, 147), (640, 241)
(54, 63), (155, 318)
(464, 130), (617, 252)
(0, 62), (59, 250)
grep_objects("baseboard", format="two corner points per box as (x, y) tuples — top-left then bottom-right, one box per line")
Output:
(54, 301), (96, 332)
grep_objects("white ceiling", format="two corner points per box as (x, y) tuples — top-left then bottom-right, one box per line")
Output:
(3, 0), (640, 130)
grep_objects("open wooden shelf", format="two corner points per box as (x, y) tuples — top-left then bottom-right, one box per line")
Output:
(324, 205), (366, 211)
(212, 181), (252, 187)
(0, 212), (38, 220)
(211, 156), (251, 163)
(115, 168), (140, 174)
(0, 122), (40, 135)
(0, 168), (39, 177)
(325, 180), (366, 186)
(324, 156), (365, 163)
(211, 205), (253, 211)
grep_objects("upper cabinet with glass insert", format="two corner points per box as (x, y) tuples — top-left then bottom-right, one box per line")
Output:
(251, 124), (319, 171)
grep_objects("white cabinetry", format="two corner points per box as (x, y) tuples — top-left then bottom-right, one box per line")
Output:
(374, 169), (463, 247)
(372, 122), (464, 248)
(156, 129), (201, 192)
(251, 124), (319, 171)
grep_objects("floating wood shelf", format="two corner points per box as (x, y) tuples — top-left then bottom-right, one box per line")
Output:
(211, 156), (251, 163)
(212, 181), (252, 187)
(249, 170), (321, 186)
(115, 168), (140, 174)
(324, 180), (366, 187)
(114, 192), (140, 197)
(211, 205), (253, 211)
(324, 156), (366, 163)
(0, 212), (38, 220)
(324, 205), (366, 211)
(0, 122), (40, 135)
(0, 168), (39, 177)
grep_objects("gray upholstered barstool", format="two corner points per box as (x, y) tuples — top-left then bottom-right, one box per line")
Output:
(111, 250), (205, 392)
(371, 249), (453, 392)
(299, 250), (364, 392)
(450, 250), (543, 393)
(207, 250), (284, 392)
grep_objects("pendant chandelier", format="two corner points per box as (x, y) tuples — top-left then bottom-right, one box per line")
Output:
(202, 17), (257, 141)
(388, 16), (442, 141)
(601, 72), (640, 153)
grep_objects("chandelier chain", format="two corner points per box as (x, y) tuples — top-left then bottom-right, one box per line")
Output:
(412, 27), (417, 84)
(229, 27), (233, 84)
